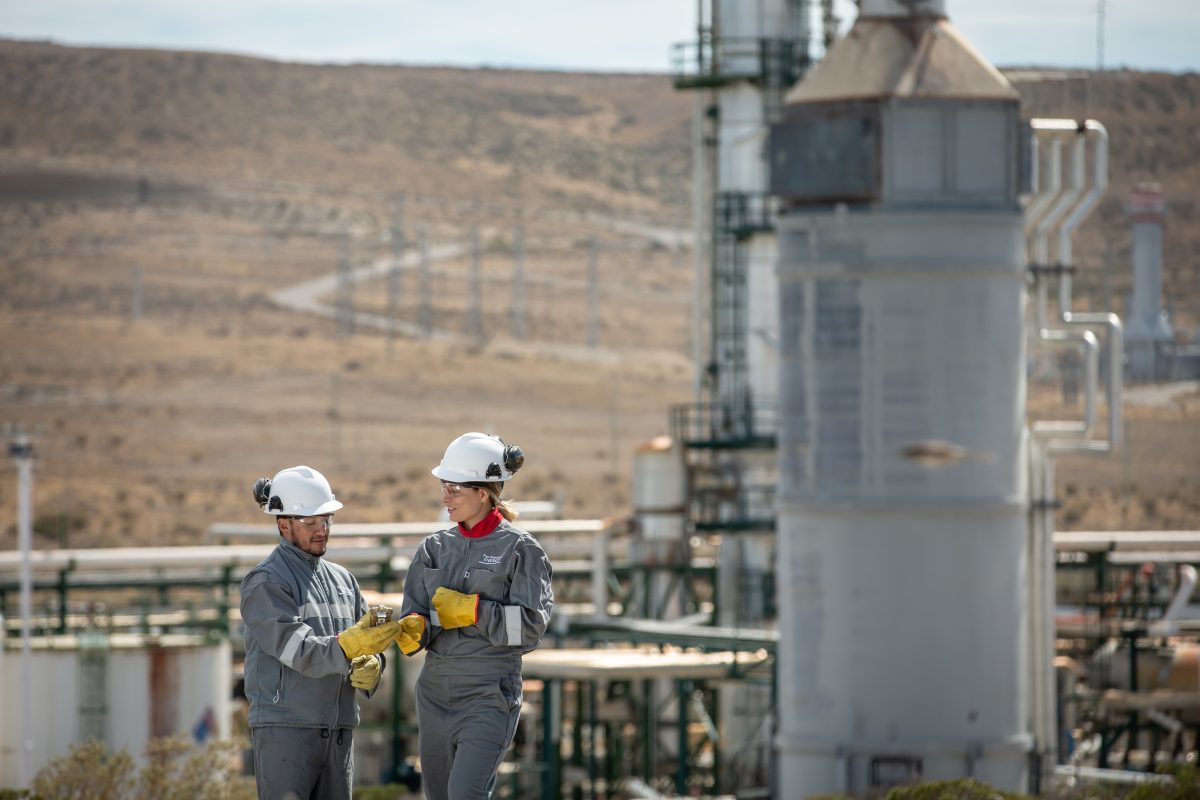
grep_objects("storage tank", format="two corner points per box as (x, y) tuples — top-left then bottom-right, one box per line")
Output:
(0, 631), (231, 788)
(632, 435), (688, 619)
(769, 0), (1031, 793)
(632, 435), (688, 546)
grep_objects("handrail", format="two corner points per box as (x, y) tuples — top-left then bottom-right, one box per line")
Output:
(207, 517), (608, 540)
(670, 35), (806, 86)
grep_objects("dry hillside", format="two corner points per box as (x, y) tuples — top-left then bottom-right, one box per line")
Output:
(0, 41), (1196, 550)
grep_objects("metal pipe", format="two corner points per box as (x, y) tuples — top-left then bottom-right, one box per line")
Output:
(12, 435), (34, 789)
(1035, 445), (1059, 784)
(1057, 135), (1087, 316)
(1027, 443), (1056, 786)
(1148, 564), (1198, 636)
(1051, 312), (1123, 454)
(1055, 764), (1174, 786)
(1031, 328), (1099, 438)
(1033, 136), (1083, 268)
(0, 544), (403, 574)
(1057, 121), (1109, 313)
(210, 518), (608, 539)
(1024, 136), (1058, 236)
(1027, 439), (1049, 782)
(1027, 119), (1122, 456)
(1028, 137), (1065, 264)
(592, 528), (610, 617)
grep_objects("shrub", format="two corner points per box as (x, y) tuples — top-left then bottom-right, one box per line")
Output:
(884, 778), (1035, 800)
(28, 736), (254, 800)
(1125, 762), (1200, 800)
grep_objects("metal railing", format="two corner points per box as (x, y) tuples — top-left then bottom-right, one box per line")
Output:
(690, 482), (777, 531)
(670, 401), (778, 449)
(671, 36), (808, 90)
(714, 191), (775, 240)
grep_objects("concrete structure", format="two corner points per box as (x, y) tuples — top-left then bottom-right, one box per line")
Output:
(1125, 183), (1173, 381)
(0, 632), (231, 789)
(769, 0), (1032, 793)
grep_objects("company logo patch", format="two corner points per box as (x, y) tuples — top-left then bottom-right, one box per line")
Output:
(480, 554), (503, 566)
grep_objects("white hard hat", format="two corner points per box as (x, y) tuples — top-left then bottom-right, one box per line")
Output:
(431, 432), (524, 483)
(253, 465), (344, 516)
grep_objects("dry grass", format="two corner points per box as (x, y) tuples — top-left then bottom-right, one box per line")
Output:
(1029, 383), (1200, 530)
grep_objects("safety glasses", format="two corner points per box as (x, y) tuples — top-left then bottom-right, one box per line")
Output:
(440, 481), (480, 497)
(289, 514), (333, 529)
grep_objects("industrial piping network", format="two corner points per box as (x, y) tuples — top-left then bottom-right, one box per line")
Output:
(1023, 117), (1125, 782)
(0, 517), (774, 798)
(0, 519), (721, 635)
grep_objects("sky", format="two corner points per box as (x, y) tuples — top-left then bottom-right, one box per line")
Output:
(0, 0), (1197, 74)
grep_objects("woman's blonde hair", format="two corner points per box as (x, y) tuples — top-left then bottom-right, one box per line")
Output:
(479, 482), (517, 522)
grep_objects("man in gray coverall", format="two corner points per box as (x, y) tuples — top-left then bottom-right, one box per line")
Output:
(241, 465), (402, 800)
(394, 432), (555, 800)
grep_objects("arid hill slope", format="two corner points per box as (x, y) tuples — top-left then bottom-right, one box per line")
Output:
(0, 42), (1196, 548)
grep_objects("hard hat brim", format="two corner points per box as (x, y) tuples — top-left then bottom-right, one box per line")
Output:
(263, 498), (344, 516)
(432, 465), (507, 483)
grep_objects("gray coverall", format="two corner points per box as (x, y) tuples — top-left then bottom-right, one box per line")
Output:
(241, 537), (385, 800)
(399, 518), (554, 800)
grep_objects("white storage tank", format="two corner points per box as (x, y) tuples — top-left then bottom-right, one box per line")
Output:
(632, 435), (688, 545)
(769, 0), (1032, 793)
(0, 632), (231, 788)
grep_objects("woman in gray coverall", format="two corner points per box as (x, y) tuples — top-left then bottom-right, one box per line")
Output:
(393, 432), (555, 800)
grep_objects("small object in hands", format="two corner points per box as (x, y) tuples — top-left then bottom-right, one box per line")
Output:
(370, 605), (394, 627)
(338, 612), (402, 659)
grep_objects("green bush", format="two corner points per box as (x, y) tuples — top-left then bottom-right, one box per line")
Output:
(353, 786), (418, 800)
(27, 737), (254, 800)
(1124, 762), (1200, 800)
(884, 778), (1035, 800)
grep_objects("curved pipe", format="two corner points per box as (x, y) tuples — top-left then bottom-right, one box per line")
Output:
(1025, 136), (1062, 258)
(1024, 135), (1058, 238)
(1030, 123), (1084, 265)
(1027, 119), (1123, 456)
(1052, 311), (1123, 454)
(1032, 328), (1098, 439)
(1058, 121), (1109, 316)
(1149, 564), (1198, 636)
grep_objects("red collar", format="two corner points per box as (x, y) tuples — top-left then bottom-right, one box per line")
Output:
(459, 508), (502, 538)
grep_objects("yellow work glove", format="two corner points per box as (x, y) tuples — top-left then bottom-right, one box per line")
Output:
(432, 586), (479, 629)
(394, 614), (427, 655)
(349, 654), (381, 691)
(337, 612), (402, 660)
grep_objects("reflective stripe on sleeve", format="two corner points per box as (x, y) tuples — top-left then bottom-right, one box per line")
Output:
(279, 627), (307, 668)
(504, 605), (523, 646)
(300, 600), (355, 621)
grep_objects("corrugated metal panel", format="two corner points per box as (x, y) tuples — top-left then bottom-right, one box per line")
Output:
(784, 18), (1018, 105)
